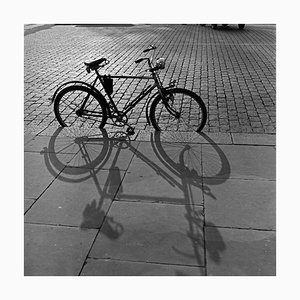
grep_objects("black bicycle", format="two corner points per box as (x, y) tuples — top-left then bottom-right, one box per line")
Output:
(52, 45), (207, 135)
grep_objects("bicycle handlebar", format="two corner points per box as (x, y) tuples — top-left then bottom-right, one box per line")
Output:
(135, 45), (160, 73)
(135, 58), (146, 64)
(143, 44), (157, 52)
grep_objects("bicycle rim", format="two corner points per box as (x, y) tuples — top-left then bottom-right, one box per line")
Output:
(151, 88), (207, 132)
(54, 86), (106, 128)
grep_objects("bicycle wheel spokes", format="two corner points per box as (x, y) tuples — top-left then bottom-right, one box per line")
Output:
(151, 89), (207, 132)
(55, 87), (105, 128)
(157, 141), (202, 178)
(69, 138), (108, 169)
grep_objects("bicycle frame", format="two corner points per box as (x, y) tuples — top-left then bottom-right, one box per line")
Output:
(52, 46), (183, 131)
(95, 70), (158, 117)
(93, 56), (170, 117)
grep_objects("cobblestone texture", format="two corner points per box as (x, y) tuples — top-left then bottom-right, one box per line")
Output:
(24, 24), (276, 134)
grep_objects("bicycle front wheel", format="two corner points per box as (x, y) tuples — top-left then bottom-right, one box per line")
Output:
(54, 85), (107, 128)
(150, 88), (207, 132)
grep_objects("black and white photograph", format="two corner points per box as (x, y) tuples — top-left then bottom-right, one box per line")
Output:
(4, 0), (299, 298)
(23, 21), (276, 276)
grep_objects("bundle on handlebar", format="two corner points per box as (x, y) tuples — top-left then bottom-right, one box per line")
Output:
(143, 44), (157, 52)
(135, 56), (165, 72)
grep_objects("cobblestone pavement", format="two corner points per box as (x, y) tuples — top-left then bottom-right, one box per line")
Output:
(24, 24), (276, 134)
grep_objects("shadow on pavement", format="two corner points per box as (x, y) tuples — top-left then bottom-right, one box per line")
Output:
(38, 127), (231, 268)
(75, 24), (134, 27)
(24, 24), (55, 36)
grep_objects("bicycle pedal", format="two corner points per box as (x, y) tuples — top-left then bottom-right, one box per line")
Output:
(126, 127), (135, 135)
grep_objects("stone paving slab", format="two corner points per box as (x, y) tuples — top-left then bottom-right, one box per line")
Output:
(81, 258), (205, 276)
(26, 128), (137, 171)
(25, 168), (124, 228)
(115, 141), (204, 205)
(24, 223), (97, 276)
(232, 133), (276, 145)
(24, 152), (58, 199)
(116, 164), (203, 205)
(24, 198), (35, 214)
(24, 135), (79, 154)
(202, 144), (275, 180)
(89, 201), (205, 267)
(205, 227), (275, 276)
(133, 139), (203, 174)
(204, 179), (275, 230)
(136, 130), (233, 144)
(70, 140), (139, 171)
(24, 134), (36, 145)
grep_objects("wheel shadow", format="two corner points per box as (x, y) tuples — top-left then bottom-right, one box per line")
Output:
(39, 127), (230, 272)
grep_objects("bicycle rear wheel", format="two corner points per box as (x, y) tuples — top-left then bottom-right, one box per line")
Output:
(150, 88), (207, 132)
(54, 85), (107, 128)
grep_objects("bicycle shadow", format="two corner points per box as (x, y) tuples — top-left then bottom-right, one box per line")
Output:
(40, 127), (230, 270)
(150, 131), (229, 268)
(80, 166), (123, 238)
(39, 127), (124, 239)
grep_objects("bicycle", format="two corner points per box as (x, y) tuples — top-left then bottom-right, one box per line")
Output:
(52, 45), (207, 135)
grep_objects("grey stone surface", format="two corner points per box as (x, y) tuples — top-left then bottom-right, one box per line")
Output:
(232, 133), (276, 145)
(205, 227), (276, 276)
(24, 152), (57, 199)
(24, 135), (78, 153)
(25, 168), (123, 228)
(201, 132), (233, 144)
(202, 144), (276, 180)
(34, 128), (139, 170)
(24, 198), (35, 213)
(24, 223), (97, 276)
(81, 258), (205, 276)
(89, 201), (205, 267)
(204, 179), (275, 230)
(136, 131), (232, 144)
(133, 140), (203, 176)
(24, 134), (36, 145)
(69, 140), (139, 171)
(116, 160), (203, 205)
(115, 140), (204, 205)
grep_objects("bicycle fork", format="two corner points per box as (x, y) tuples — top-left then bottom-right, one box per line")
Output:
(76, 77), (98, 117)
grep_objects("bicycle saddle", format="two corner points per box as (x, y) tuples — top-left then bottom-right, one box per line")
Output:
(84, 58), (108, 71)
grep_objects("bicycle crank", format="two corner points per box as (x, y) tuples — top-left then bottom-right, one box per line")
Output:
(126, 126), (135, 135)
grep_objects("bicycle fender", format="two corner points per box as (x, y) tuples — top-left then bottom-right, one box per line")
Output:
(52, 81), (85, 103)
(51, 81), (107, 107)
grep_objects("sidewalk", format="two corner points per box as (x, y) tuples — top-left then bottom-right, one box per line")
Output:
(24, 128), (275, 276)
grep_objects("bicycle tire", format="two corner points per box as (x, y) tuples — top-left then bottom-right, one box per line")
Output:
(149, 88), (207, 132)
(54, 85), (107, 128)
